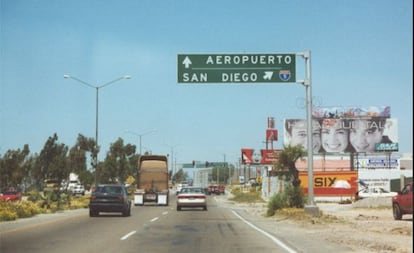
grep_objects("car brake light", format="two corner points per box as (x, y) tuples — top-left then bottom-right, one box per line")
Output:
(178, 195), (205, 199)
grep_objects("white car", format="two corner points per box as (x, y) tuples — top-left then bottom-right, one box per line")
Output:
(358, 187), (397, 198)
(176, 186), (207, 211)
(72, 184), (85, 195)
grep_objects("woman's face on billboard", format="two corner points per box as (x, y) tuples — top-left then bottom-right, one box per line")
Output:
(350, 119), (383, 152)
(321, 119), (348, 152)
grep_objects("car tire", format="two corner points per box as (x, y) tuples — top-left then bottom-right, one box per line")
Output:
(203, 206), (207, 211)
(393, 203), (403, 220)
(123, 204), (131, 217)
(89, 209), (98, 217)
(177, 206), (181, 211)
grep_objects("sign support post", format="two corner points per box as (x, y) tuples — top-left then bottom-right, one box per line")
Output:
(298, 50), (319, 215)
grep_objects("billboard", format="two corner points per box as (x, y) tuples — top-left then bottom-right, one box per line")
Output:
(241, 149), (281, 165)
(299, 171), (358, 197)
(354, 156), (400, 170)
(312, 106), (391, 119)
(284, 117), (398, 154)
(266, 129), (278, 142)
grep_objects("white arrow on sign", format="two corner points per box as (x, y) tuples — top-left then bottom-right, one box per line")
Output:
(182, 56), (192, 69)
(263, 71), (273, 80)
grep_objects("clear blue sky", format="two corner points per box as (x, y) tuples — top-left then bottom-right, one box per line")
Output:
(1, 0), (412, 165)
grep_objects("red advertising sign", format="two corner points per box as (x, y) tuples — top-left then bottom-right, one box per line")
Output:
(241, 149), (281, 165)
(266, 129), (278, 142)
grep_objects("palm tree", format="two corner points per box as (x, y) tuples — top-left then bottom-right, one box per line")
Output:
(275, 145), (306, 187)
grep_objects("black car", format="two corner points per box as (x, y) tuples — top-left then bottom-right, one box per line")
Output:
(89, 184), (131, 217)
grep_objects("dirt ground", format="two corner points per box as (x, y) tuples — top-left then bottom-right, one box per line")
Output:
(232, 197), (413, 253)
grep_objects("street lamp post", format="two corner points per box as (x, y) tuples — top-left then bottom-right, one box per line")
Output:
(166, 144), (178, 176)
(126, 130), (156, 155)
(64, 74), (131, 186)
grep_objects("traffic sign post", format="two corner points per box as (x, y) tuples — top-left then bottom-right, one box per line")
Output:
(177, 54), (296, 83)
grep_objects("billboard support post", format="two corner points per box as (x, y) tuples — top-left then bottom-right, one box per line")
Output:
(297, 51), (319, 215)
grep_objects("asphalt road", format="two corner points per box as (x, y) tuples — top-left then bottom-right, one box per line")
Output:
(0, 194), (351, 253)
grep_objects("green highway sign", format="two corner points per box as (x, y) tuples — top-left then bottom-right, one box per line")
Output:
(177, 54), (296, 83)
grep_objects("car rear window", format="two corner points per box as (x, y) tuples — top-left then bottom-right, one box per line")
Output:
(96, 186), (123, 194)
(181, 188), (203, 194)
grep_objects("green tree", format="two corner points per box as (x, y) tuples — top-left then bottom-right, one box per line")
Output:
(0, 133), (141, 191)
(129, 153), (140, 179)
(172, 169), (187, 183)
(68, 135), (89, 174)
(26, 153), (43, 190)
(67, 134), (96, 186)
(21, 152), (42, 191)
(100, 138), (136, 184)
(0, 144), (30, 189)
(273, 145), (307, 208)
(34, 134), (70, 208)
(37, 133), (70, 187)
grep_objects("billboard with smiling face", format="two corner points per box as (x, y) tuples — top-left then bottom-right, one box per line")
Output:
(284, 106), (398, 154)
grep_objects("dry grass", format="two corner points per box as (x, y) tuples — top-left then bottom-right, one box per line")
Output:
(228, 191), (266, 204)
(272, 207), (347, 225)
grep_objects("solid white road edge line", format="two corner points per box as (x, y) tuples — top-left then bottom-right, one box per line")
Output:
(231, 210), (297, 253)
(121, 230), (136, 240)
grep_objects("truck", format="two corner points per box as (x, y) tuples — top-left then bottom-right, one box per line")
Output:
(134, 155), (169, 206)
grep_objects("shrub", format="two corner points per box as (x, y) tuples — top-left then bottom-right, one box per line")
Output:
(0, 200), (43, 221)
(69, 196), (90, 209)
(0, 192), (91, 222)
(229, 191), (264, 203)
(27, 191), (42, 202)
(284, 184), (306, 208)
(10, 201), (42, 218)
(230, 186), (242, 194)
(266, 184), (307, 216)
(267, 193), (288, 216)
(0, 209), (18, 221)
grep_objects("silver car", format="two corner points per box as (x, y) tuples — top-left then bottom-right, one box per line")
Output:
(176, 186), (207, 211)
